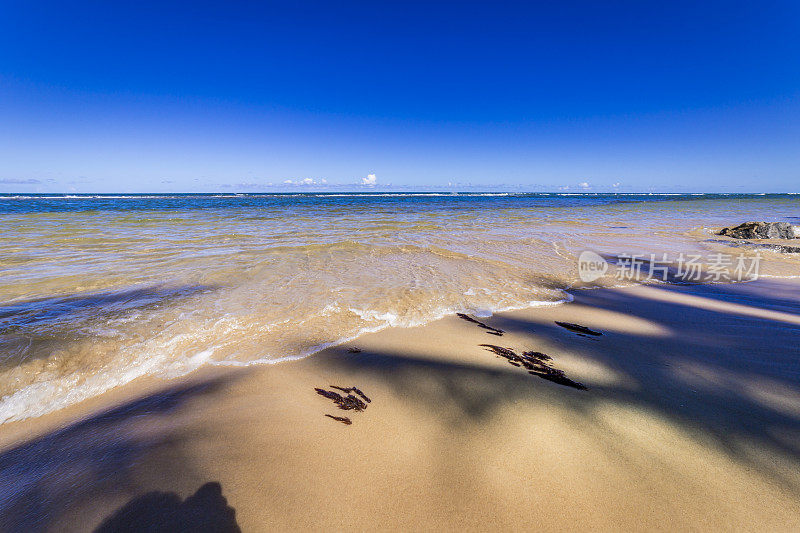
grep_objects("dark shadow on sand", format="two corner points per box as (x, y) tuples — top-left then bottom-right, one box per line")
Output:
(94, 481), (241, 533)
(0, 376), (236, 533)
(321, 279), (800, 493)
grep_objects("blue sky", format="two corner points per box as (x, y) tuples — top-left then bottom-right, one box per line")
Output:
(1, 1), (798, 192)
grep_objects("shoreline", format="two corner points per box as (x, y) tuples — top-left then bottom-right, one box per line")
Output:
(4, 193), (799, 430)
(2, 278), (800, 530)
(0, 275), (714, 431)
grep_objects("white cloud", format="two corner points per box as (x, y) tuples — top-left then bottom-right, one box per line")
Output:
(578, 181), (590, 189)
(612, 182), (621, 188)
(361, 173), (377, 186)
(224, 182), (261, 189)
(282, 177), (324, 186)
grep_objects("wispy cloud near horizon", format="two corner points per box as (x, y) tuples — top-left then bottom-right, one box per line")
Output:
(0, 178), (41, 184)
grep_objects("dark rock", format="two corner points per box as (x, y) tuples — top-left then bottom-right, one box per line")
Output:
(752, 243), (800, 254)
(718, 221), (797, 240)
(776, 245), (800, 253)
(704, 238), (800, 254)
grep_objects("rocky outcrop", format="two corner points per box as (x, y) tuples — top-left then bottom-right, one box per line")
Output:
(718, 221), (797, 240)
(705, 238), (800, 254)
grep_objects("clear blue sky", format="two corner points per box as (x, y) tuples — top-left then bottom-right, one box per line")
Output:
(1, 1), (798, 192)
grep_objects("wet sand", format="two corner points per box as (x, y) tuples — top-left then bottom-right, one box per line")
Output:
(2, 279), (800, 531)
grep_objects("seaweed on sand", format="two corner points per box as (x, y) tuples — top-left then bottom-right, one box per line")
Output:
(314, 388), (368, 411)
(479, 344), (587, 391)
(315, 385), (372, 425)
(324, 414), (352, 425)
(457, 313), (505, 336)
(330, 385), (371, 403)
(555, 321), (603, 336)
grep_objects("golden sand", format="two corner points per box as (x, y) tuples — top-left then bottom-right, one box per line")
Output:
(2, 279), (800, 531)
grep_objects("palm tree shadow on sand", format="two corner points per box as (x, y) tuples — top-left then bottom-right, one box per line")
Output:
(94, 481), (240, 533)
(322, 278), (800, 493)
(0, 376), (240, 532)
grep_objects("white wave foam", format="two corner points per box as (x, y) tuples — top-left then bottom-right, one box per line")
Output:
(210, 294), (572, 369)
(0, 342), (219, 424)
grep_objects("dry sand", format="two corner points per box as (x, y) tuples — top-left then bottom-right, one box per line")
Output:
(2, 279), (800, 531)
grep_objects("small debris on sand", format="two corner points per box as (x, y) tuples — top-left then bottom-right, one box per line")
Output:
(555, 321), (602, 337)
(316, 385), (372, 425)
(480, 344), (587, 390)
(347, 347), (362, 353)
(324, 414), (352, 425)
(315, 387), (368, 411)
(330, 385), (371, 403)
(479, 344), (516, 359)
(457, 313), (504, 336)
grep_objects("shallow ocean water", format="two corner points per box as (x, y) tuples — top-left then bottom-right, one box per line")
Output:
(1, 192), (798, 421)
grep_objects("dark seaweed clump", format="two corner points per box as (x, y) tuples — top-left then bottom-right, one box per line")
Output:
(457, 313), (504, 336)
(479, 344), (587, 390)
(324, 414), (352, 425)
(330, 385), (371, 403)
(555, 321), (602, 337)
(316, 385), (372, 425)
(315, 387), (368, 411)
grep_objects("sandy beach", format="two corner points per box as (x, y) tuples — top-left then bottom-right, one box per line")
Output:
(4, 1), (799, 530)
(2, 278), (799, 531)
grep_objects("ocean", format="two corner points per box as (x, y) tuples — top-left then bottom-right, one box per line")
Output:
(1, 192), (798, 422)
